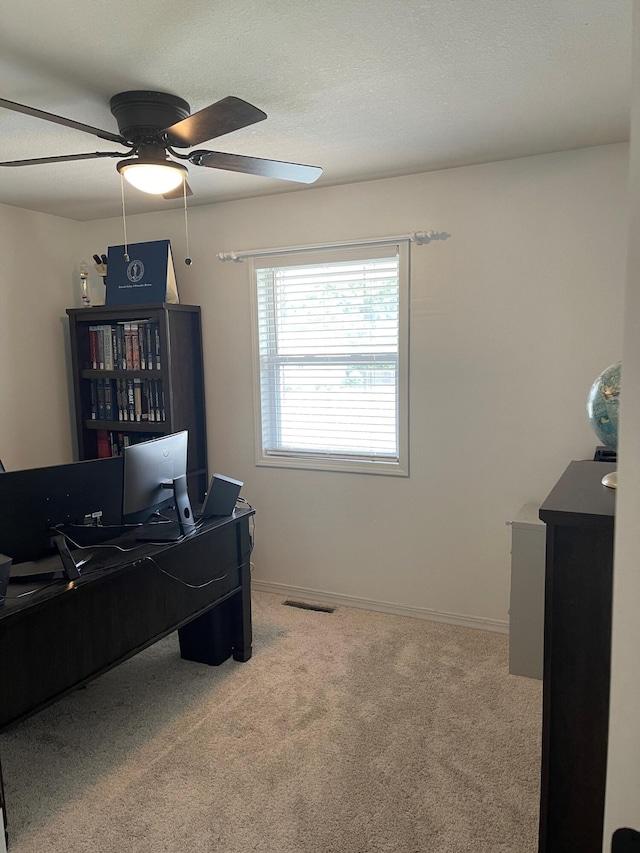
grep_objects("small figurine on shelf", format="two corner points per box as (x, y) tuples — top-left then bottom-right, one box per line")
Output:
(79, 260), (91, 308)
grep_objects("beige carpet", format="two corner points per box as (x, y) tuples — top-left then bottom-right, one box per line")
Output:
(1, 591), (542, 852)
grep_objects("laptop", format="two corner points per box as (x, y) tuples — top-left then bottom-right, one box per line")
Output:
(198, 474), (243, 519)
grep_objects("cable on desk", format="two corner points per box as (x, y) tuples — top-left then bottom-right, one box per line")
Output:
(51, 525), (158, 554)
(136, 554), (250, 589)
(237, 498), (256, 555)
(54, 509), (184, 549)
(51, 502), (255, 574)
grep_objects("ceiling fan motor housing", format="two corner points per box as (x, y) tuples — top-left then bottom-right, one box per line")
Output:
(110, 91), (191, 143)
(0, 90), (322, 188)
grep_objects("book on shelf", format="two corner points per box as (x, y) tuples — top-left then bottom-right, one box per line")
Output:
(131, 323), (141, 370)
(105, 239), (180, 306)
(96, 378), (106, 420)
(95, 430), (165, 458)
(115, 324), (124, 370)
(103, 327), (114, 370)
(123, 323), (134, 370)
(154, 324), (161, 370)
(85, 319), (161, 373)
(97, 328), (105, 370)
(103, 379), (114, 420)
(89, 326), (99, 370)
(158, 380), (165, 421)
(149, 379), (165, 422)
(133, 378), (144, 422)
(96, 429), (111, 459)
(126, 379), (135, 422)
(90, 380), (98, 419)
(152, 379), (159, 422)
(145, 322), (154, 370)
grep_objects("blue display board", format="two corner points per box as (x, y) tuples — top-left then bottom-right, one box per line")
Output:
(105, 240), (179, 305)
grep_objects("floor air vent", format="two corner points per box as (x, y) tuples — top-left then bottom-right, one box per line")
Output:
(283, 600), (335, 614)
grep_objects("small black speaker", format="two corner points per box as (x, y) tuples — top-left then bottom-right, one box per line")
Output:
(200, 473), (243, 518)
(0, 553), (12, 607)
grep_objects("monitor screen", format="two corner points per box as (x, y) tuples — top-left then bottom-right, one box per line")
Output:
(122, 430), (189, 525)
(0, 455), (124, 564)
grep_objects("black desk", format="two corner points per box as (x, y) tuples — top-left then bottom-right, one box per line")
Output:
(0, 509), (254, 846)
(538, 461), (615, 853)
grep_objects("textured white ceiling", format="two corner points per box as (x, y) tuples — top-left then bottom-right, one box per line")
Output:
(0, 0), (631, 220)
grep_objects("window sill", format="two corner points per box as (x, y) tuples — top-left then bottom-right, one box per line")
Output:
(255, 454), (409, 477)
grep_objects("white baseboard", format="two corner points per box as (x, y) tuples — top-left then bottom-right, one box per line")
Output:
(251, 580), (509, 634)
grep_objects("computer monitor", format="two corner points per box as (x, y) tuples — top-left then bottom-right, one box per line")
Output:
(122, 430), (195, 539)
(0, 455), (123, 565)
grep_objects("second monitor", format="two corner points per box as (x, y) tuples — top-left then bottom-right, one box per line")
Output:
(122, 431), (195, 540)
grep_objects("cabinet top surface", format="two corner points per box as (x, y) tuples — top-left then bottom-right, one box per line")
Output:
(539, 460), (615, 526)
(511, 502), (545, 529)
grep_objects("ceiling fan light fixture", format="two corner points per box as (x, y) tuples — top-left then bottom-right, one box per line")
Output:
(116, 157), (187, 194)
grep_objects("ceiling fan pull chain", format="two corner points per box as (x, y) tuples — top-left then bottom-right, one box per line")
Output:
(119, 173), (130, 261)
(183, 181), (192, 266)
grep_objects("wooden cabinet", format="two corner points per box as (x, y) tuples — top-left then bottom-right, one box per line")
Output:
(66, 303), (207, 503)
(538, 460), (616, 853)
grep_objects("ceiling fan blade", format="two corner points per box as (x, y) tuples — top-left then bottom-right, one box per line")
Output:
(0, 151), (126, 167)
(163, 96), (267, 148)
(190, 150), (323, 184)
(162, 180), (193, 200)
(0, 97), (126, 144)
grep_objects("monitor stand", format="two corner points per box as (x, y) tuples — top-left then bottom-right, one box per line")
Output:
(53, 535), (93, 579)
(136, 475), (196, 542)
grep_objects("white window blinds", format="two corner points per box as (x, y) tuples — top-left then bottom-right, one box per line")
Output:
(251, 244), (409, 473)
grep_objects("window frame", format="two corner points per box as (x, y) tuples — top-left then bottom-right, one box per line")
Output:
(249, 242), (410, 476)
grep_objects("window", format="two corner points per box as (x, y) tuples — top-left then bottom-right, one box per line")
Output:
(250, 243), (409, 475)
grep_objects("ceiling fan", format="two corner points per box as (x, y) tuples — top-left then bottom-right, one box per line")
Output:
(0, 90), (323, 197)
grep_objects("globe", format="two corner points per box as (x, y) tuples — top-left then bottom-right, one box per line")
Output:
(587, 361), (621, 450)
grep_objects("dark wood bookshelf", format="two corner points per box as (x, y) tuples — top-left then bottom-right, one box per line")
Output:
(66, 303), (208, 503)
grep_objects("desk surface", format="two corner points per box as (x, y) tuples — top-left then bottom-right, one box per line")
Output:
(2, 509), (253, 618)
(0, 507), (254, 847)
(0, 508), (254, 731)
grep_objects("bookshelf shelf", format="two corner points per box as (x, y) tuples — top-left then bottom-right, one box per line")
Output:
(85, 420), (165, 433)
(79, 369), (167, 380)
(66, 303), (208, 503)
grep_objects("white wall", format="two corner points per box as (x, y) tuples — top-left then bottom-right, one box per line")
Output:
(77, 143), (628, 629)
(0, 203), (79, 469)
(603, 2), (640, 844)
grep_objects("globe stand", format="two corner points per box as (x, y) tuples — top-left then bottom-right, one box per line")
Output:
(601, 470), (617, 490)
